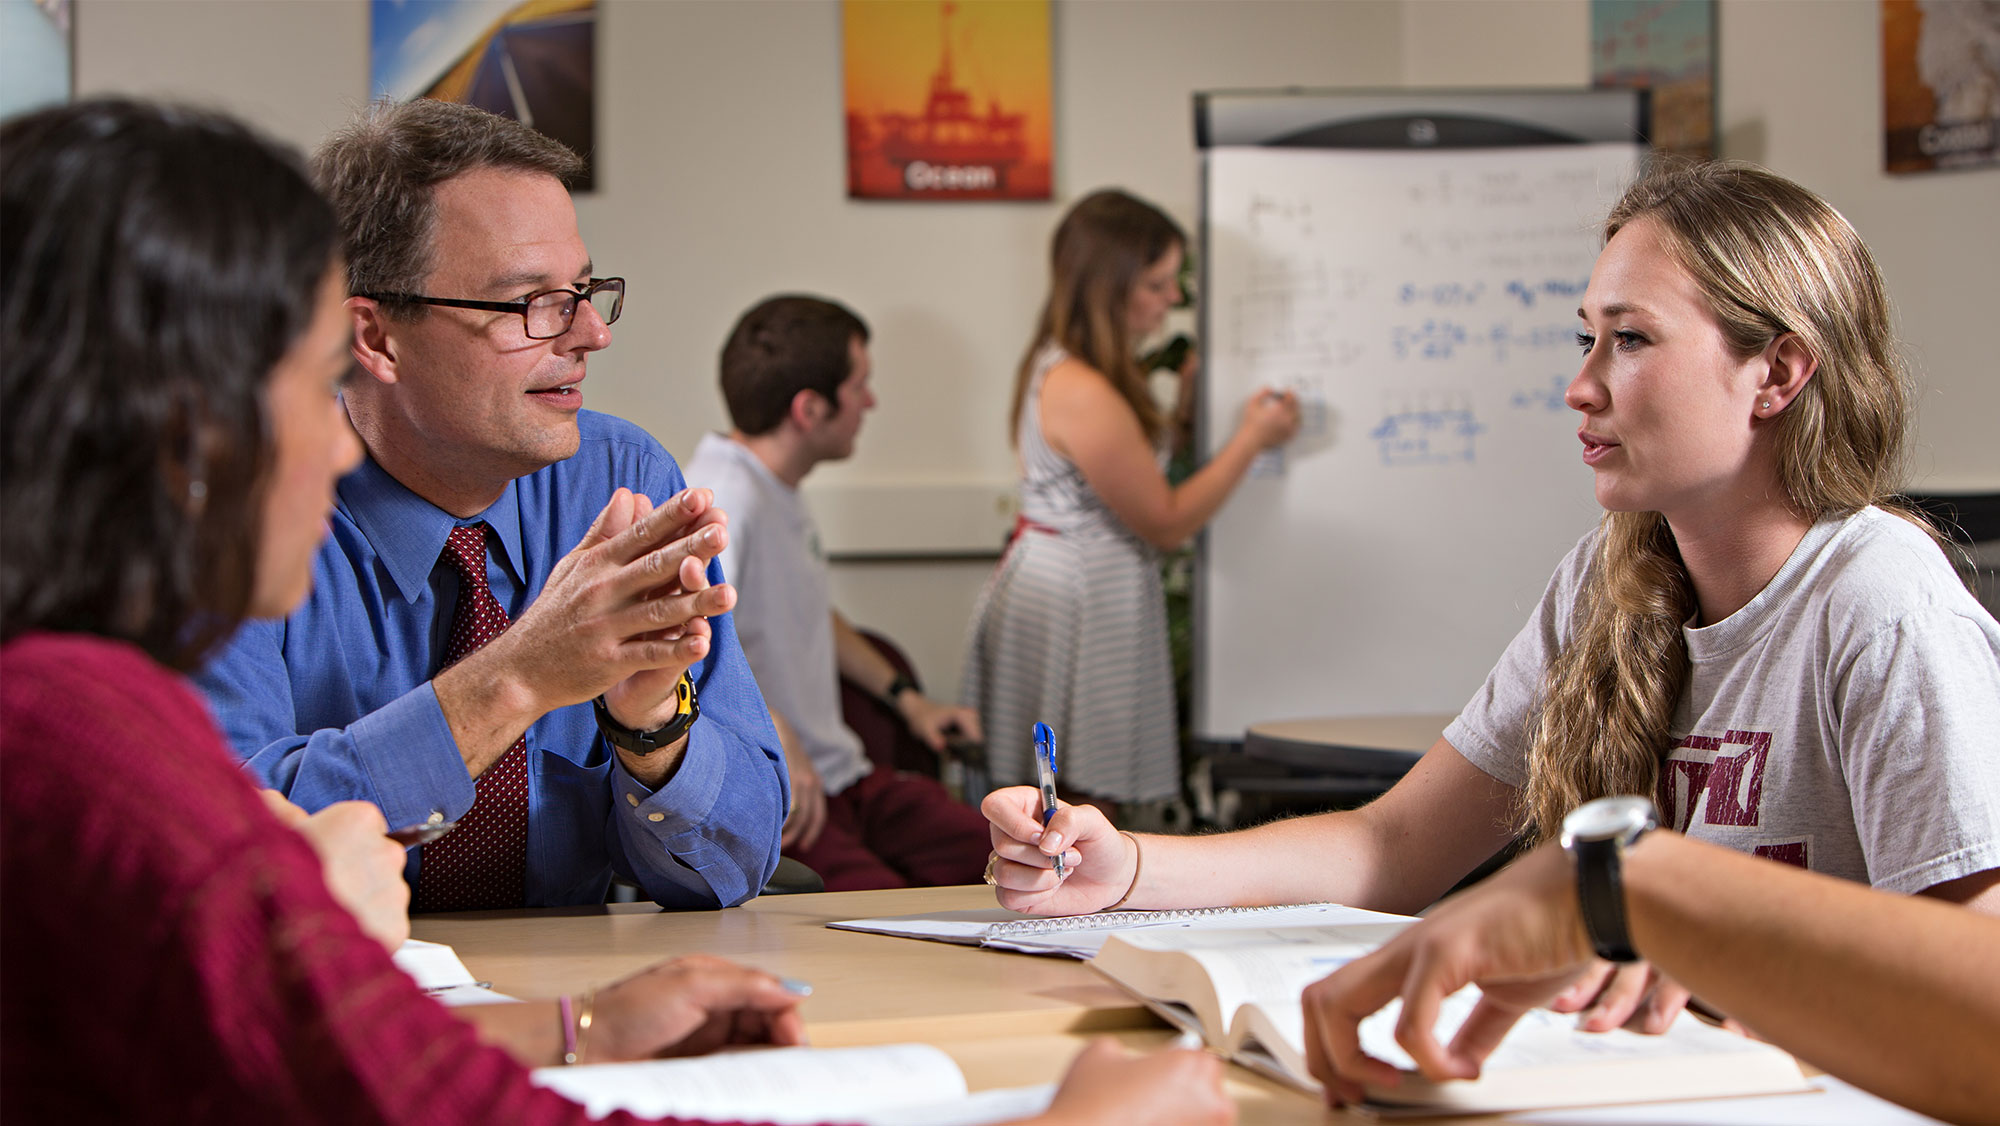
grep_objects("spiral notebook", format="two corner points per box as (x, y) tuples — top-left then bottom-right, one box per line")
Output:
(827, 901), (1414, 958)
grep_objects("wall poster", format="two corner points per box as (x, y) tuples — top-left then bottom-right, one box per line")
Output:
(371, 0), (598, 189)
(1883, 0), (2000, 173)
(1590, 0), (1716, 160)
(843, 0), (1052, 201)
(0, 0), (71, 120)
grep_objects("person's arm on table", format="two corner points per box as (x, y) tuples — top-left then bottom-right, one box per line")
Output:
(1299, 831), (2000, 1125)
(456, 955), (809, 1066)
(983, 737), (1517, 916)
(831, 610), (982, 749)
(596, 576), (786, 907)
(200, 617), (479, 835)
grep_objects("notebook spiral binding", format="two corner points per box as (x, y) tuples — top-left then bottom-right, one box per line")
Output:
(984, 903), (1334, 936)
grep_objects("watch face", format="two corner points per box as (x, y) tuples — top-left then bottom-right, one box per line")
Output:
(1563, 795), (1656, 846)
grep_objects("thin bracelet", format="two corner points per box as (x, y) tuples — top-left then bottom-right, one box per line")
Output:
(559, 994), (578, 1065)
(1105, 831), (1143, 911)
(574, 988), (596, 1065)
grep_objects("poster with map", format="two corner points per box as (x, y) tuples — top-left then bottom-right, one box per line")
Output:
(1883, 0), (2000, 173)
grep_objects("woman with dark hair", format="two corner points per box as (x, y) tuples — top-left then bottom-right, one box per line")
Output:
(964, 189), (1300, 812)
(0, 102), (1233, 1126)
(984, 163), (2000, 1030)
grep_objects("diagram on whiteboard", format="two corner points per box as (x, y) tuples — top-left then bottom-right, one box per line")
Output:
(1370, 391), (1487, 467)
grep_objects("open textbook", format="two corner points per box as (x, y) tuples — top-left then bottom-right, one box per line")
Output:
(1091, 925), (1811, 1114)
(828, 901), (1414, 958)
(530, 1043), (1053, 1126)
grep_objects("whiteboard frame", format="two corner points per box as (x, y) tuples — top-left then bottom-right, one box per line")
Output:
(1190, 88), (1650, 746)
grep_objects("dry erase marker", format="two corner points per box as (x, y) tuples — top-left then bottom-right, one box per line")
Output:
(1033, 721), (1065, 878)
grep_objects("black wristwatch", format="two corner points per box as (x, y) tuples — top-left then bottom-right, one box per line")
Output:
(592, 674), (698, 755)
(883, 673), (917, 705)
(1560, 796), (1659, 963)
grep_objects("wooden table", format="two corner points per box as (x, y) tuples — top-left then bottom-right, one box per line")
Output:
(414, 886), (1334, 1121)
(413, 885), (1841, 1125)
(412, 886), (1148, 1045)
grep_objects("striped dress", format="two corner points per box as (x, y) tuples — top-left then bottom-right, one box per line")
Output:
(962, 344), (1180, 803)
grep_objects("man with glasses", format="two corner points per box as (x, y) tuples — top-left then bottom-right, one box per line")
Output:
(197, 99), (787, 911)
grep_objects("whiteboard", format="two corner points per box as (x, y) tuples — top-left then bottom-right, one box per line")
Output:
(1194, 143), (1642, 740)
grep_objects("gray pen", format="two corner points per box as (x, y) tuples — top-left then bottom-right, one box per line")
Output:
(388, 818), (458, 847)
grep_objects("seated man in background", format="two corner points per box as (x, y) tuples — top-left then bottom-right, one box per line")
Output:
(686, 295), (991, 890)
(197, 98), (786, 911)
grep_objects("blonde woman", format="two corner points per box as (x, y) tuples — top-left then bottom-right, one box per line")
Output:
(964, 190), (1300, 812)
(983, 163), (2000, 1031)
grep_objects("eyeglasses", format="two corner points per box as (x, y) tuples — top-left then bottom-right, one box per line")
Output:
(362, 277), (624, 340)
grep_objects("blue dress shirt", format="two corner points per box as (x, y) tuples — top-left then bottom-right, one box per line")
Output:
(196, 411), (787, 908)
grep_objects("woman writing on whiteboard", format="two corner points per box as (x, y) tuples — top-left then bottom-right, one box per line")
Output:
(982, 163), (2000, 1021)
(0, 100), (1234, 1126)
(964, 189), (1301, 816)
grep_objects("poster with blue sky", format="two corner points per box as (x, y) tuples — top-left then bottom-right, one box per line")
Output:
(0, 0), (71, 121)
(1590, 0), (1715, 159)
(371, 0), (597, 189)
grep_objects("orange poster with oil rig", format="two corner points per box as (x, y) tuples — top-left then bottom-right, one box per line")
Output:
(844, 0), (1052, 201)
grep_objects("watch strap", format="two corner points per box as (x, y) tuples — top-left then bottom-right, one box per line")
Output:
(593, 674), (698, 755)
(883, 673), (917, 704)
(1573, 835), (1640, 962)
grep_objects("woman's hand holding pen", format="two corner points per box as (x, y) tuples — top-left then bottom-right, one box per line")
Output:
(980, 787), (1131, 915)
(259, 790), (410, 953)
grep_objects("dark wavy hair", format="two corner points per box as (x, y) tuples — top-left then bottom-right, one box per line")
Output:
(1, 99), (339, 670)
(719, 295), (871, 435)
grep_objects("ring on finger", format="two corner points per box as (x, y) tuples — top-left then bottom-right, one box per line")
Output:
(982, 853), (999, 887)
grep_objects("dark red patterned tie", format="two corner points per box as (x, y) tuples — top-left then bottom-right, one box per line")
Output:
(414, 523), (530, 911)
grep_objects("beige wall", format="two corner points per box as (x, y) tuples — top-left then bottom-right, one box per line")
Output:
(75, 0), (1999, 702)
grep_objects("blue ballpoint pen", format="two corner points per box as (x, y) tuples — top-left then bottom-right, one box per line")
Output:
(1033, 722), (1065, 878)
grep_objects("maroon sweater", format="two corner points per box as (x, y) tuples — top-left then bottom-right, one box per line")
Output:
(0, 633), (753, 1125)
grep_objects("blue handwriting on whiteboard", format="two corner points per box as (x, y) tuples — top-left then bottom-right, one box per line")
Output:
(1504, 277), (1589, 309)
(1510, 374), (1571, 412)
(1392, 320), (1575, 363)
(1398, 281), (1485, 307)
(1370, 409), (1487, 467)
(1485, 322), (1578, 363)
(1391, 320), (1470, 360)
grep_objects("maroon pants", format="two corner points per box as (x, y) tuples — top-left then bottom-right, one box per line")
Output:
(785, 768), (992, 891)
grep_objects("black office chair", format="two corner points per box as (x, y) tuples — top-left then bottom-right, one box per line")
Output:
(604, 856), (825, 903)
(838, 627), (986, 800)
(760, 856), (824, 895)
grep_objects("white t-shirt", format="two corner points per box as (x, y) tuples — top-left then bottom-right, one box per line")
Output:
(685, 433), (872, 796)
(1446, 506), (2000, 894)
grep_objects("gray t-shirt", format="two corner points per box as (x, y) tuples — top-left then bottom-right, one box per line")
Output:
(685, 433), (871, 796)
(1447, 506), (2000, 894)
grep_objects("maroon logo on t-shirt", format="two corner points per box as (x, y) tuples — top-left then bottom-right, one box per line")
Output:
(1658, 728), (1810, 869)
